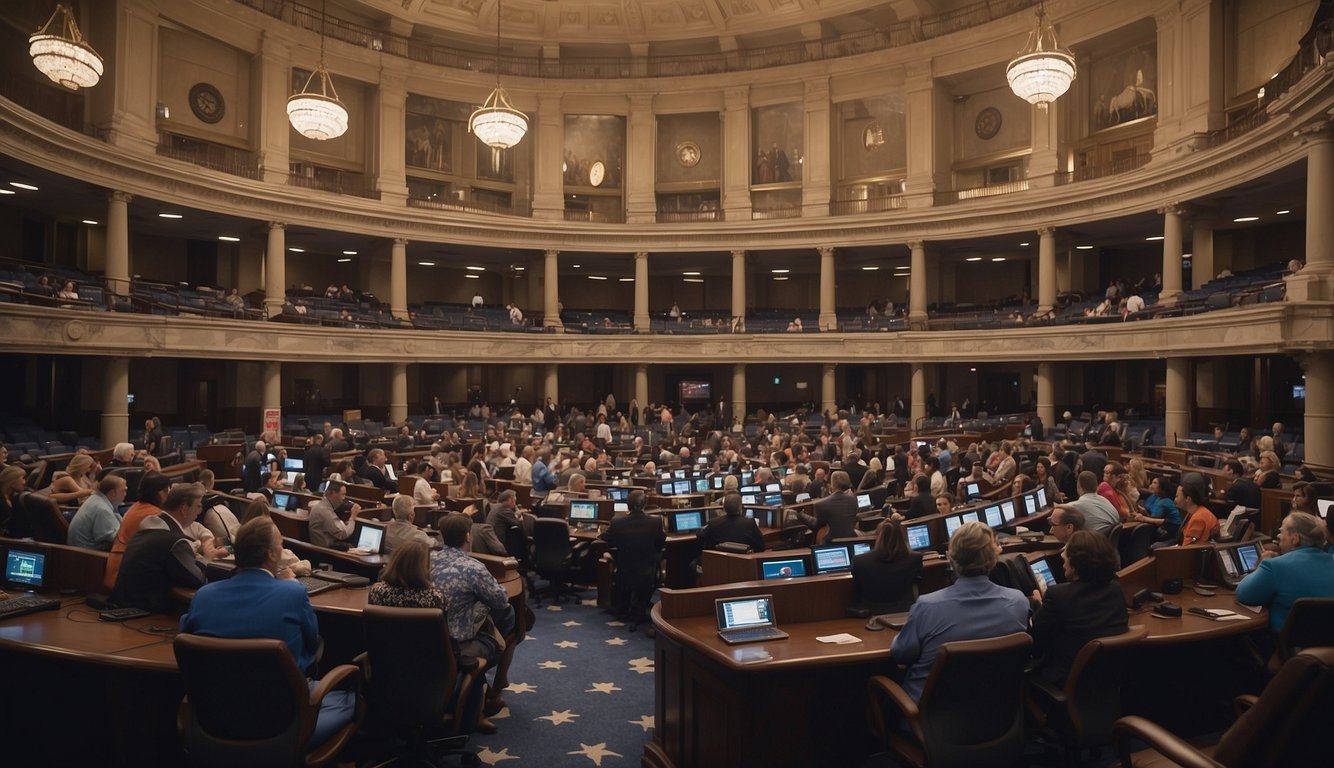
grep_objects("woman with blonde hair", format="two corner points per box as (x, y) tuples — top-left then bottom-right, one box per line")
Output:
(46, 453), (97, 504)
(0, 464), (28, 536)
(1127, 458), (1149, 495)
(1253, 450), (1282, 489)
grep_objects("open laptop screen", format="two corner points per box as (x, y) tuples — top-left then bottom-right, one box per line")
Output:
(856, 493), (872, 511)
(715, 595), (777, 631)
(284, 457), (304, 472)
(355, 524), (384, 553)
(4, 549), (45, 589)
(607, 487), (629, 501)
(760, 558), (807, 580)
(811, 544), (852, 575)
(272, 492), (293, 511)
(569, 500), (599, 522)
(906, 524), (932, 551)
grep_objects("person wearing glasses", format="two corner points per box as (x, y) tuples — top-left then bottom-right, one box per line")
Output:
(1048, 506), (1085, 544)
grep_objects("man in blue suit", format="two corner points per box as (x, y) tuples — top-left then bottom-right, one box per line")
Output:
(1236, 511), (1334, 632)
(180, 516), (356, 747)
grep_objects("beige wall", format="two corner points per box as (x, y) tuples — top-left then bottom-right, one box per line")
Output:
(1230, 0), (1321, 96)
(157, 27), (252, 144)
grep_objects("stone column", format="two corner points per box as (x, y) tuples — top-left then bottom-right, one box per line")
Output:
(255, 33), (292, 184)
(389, 363), (408, 425)
(818, 247), (836, 331)
(542, 249), (561, 329)
(908, 241), (927, 330)
(262, 361), (281, 437)
(626, 94), (656, 223)
(1028, 99), (1061, 186)
(90, 0), (156, 152)
(634, 364), (649, 412)
(1288, 133), (1334, 301)
(264, 222), (286, 318)
(910, 363), (926, 430)
(544, 364), (559, 406)
(373, 72), (410, 204)
(1165, 357), (1191, 446)
(1037, 226), (1056, 317)
(633, 251), (650, 331)
(1036, 362), (1055, 429)
(105, 191), (132, 298)
(1158, 204), (1185, 306)
(731, 364), (747, 425)
(731, 249), (746, 331)
(531, 92), (564, 219)
(822, 364), (837, 416)
(1191, 216), (1215, 290)
(1300, 352), (1334, 467)
(721, 87), (751, 219)
(101, 357), (129, 449)
(390, 238), (408, 320)
(802, 77), (831, 216)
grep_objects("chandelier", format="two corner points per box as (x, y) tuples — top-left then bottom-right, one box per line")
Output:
(1005, 2), (1076, 108)
(29, 4), (103, 90)
(469, 0), (528, 149)
(287, 0), (348, 140)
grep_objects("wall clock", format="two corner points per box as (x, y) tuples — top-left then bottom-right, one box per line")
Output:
(589, 160), (606, 187)
(189, 83), (225, 124)
(974, 107), (1002, 140)
(676, 141), (701, 167)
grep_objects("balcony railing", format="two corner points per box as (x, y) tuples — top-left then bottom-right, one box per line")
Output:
(830, 195), (906, 216)
(564, 209), (625, 224)
(752, 206), (803, 220)
(156, 133), (260, 179)
(656, 209), (724, 223)
(408, 196), (517, 217)
(288, 170), (377, 199)
(951, 179), (1030, 202)
(1057, 151), (1153, 185)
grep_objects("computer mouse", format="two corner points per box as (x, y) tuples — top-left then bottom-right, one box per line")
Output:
(864, 619), (885, 631)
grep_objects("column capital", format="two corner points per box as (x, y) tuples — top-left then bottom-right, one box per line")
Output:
(724, 86), (749, 106)
(1157, 202), (1189, 217)
(634, 251), (649, 261)
(108, 190), (133, 204)
(907, 240), (925, 251)
(731, 249), (746, 259)
(544, 248), (559, 259)
(818, 246), (835, 258)
(1037, 225), (1056, 237)
(393, 237), (408, 247)
(267, 221), (286, 231)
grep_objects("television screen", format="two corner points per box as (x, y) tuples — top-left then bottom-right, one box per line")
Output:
(760, 558), (807, 580)
(811, 545), (853, 575)
(906, 524), (932, 551)
(679, 380), (711, 401)
(569, 501), (599, 521)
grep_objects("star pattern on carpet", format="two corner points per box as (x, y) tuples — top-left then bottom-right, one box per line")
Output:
(538, 660), (567, 670)
(604, 637), (628, 646)
(491, 706), (511, 720)
(555, 640), (579, 649)
(629, 714), (655, 732)
(567, 742), (623, 766)
(546, 605), (564, 611)
(536, 709), (580, 726)
(477, 746), (521, 764)
(562, 620), (583, 627)
(504, 682), (537, 694)
(605, 620), (625, 627)
(628, 656), (655, 674)
(586, 682), (621, 694)
(580, 598), (598, 606)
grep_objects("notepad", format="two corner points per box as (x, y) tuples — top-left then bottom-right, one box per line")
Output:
(815, 633), (863, 645)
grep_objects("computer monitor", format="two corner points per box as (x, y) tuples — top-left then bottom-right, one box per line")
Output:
(1317, 498), (1333, 520)
(1023, 493), (1038, 517)
(944, 515), (964, 538)
(1035, 487), (1048, 510)
(613, 501), (629, 514)
(1030, 559), (1057, 589)
(1214, 540), (1265, 586)
(697, 456), (708, 465)
(739, 484), (761, 494)
(963, 481), (981, 501)
(354, 523), (384, 554)
(742, 493), (758, 506)
(694, 478), (710, 493)
(668, 510), (705, 533)
(272, 492), (294, 511)
(906, 523), (932, 551)
(763, 493), (783, 507)
(673, 480), (691, 496)
(795, 492), (811, 504)
(673, 469), (687, 479)
(657, 480), (675, 496)
(760, 557), (808, 580)
(569, 500), (599, 522)
(283, 470), (301, 487)
(4, 548), (45, 589)
(607, 487), (629, 501)
(851, 540), (872, 557)
(741, 470), (754, 485)
(711, 475), (727, 490)
(959, 510), (981, 524)
(284, 457), (304, 472)
(811, 544), (853, 575)
(856, 493), (873, 511)
(983, 505), (1004, 528)
(1000, 499), (1017, 523)
(764, 482), (782, 494)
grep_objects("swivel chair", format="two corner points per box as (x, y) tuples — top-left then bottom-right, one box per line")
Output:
(530, 517), (587, 605)
(22, 491), (68, 544)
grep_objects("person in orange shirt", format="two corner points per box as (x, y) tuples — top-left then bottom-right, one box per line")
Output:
(1176, 479), (1218, 546)
(103, 471), (173, 592)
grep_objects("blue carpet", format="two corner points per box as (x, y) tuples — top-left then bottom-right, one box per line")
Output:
(470, 595), (656, 767)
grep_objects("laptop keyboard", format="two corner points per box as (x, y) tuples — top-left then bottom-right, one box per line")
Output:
(295, 576), (340, 596)
(0, 594), (61, 620)
(720, 627), (787, 644)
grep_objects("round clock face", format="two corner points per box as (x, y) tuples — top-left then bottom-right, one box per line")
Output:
(188, 83), (225, 124)
(676, 141), (701, 167)
(975, 107), (1002, 140)
(589, 160), (606, 187)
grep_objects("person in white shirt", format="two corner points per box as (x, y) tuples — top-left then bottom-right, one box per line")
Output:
(514, 446), (534, 485)
(471, 293), (483, 308)
(508, 303), (524, 325)
(595, 414), (613, 446)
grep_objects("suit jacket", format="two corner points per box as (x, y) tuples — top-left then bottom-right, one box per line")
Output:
(600, 511), (665, 583)
(111, 514), (205, 613)
(362, 465), (395, 493)
(907, 493), (937, 520)
(797, 491), (859, 543)
(1224, 477), (1262, 509)
(179, 567), (320, 673)
(242, 450), (263, 493)
(1030, 579), (1129, 685)
(486, 505), (533, 555)
(851, 551), (923, 614)
(303, 445), (329, 491)
(697, 514), (766, 552)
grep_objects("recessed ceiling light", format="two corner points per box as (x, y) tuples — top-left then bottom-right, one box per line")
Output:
(418, 261), (435, 266)
(683, 277), (704, 283)
(588, 275), (608, 280)
(9, 182), (38, 191)
(772, 276), (789, 281)
(1019, 242), (1030, 246)
(1145, 236), (1164, 241)
(894, 264), (910, 270)
(288, 247), (304, 253)
(342, 250), (358, 255)
(771, 269), (789, 274)
(970, 367), (977, 372)
(158, 213), (183, 219)
(1076, 245), (1094, 250)
(218, 236), (240, 242)
(466, 265), (485, 271)
(337, 258), (352, 263)
(861, 266), (879, 271)
(991, 257), (1006, 262)
(618, 277), (634, 282)
(0, 189), (15, 195)
(1233, 216), (1259, 222)
(82, 220), (99, 225)
(571, 264), (581, 268)
(513, 266), (525, 271)
(465, 274), (480, 279)
(682, 271), (700, 276)
(965, 257), (983, 262)
(1275, 210), (1290, 215)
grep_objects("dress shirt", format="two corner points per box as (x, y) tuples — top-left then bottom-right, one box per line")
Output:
(429, 546), (514, 644)
(309, 499), (354, 547)
(1236, 546), (1334, 631)
(1066, 492), (1121, 536)
(68, 490), (120, 550)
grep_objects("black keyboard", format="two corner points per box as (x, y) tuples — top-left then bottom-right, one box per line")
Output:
(0, 594), (61, 620)
(295, 576), (340, 596)
(718, 626), (789, 645)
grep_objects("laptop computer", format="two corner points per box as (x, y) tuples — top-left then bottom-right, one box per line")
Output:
(4, 548), (46, 590)
(353, 523), (385, 554)
(715, 594), (789, 645)
(1214, 540), (1264, 586)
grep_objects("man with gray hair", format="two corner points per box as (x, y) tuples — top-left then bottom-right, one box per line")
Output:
(1236, 511), (1334, 632)
(111, 482), (207, 612)
(794, 470), (858, 543)
(385, 494), (433, 554)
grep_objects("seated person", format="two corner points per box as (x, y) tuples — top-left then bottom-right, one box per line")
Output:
(308, 481), (362, 548)
(1236, 511), (1334, 632)
(905, 475), (936, 520)
(46, 453), (98, 505)
(111, 483), (208, 613)
(179, 516), (356, 747)
(794, 470), (859, 543)
(851, 517), (922, 615)
(1029, 531), (1129, 686)
(385, 494), (434, 554)
(67, 474), (128, 551)
(600, 489), (665, 629)
(1176, 480), (1218, 546)
(696, 492), (765, 552)
(240, 501), (312, 576)
(890, 521), (1029, 701)
(1133, 476), (1182, 544)
(485, 490), (532, 556)
(1220, 459), (1262, 509)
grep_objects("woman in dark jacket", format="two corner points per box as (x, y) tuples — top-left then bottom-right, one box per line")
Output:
(1030, 531), (1129, 686)
(850, 517), (922, 615)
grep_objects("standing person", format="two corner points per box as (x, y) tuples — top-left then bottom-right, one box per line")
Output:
(303, 433), (329, 494)
(851, 518), (922, 615)
(1029, 531), (1129, 685)
(600, 489), (665, 631)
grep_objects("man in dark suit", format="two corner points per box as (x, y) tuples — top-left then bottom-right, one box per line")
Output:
(242, 440), (265, 494)
(1029, 530), (1129, 685)
(906, 475), (937, 520)
(1220, 458), (1262, 509)
(361, 448), (395, 493)
(486, 490), (533, 557)
(112, 483), (207, 613)
(600, 489), (665, 630)
(302, 432), (329, 492)
(697, 492), (765, 552)
(843, 450), (868, 492)
(795, 470), (859, 543)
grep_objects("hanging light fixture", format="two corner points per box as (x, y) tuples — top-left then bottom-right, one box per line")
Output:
(1005, 1), (1076, 109)
(287, 0), (348, 141)
(469, 0), (528, 149)
(29, 4), (103, 90)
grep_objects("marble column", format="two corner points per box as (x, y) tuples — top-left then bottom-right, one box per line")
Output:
(390, 238), (408, 320)
(264, 222), (286, 318)
(544, 364), (559, 406)
(908, 241), (927, 330)
(1165, 357), (1191, 446)
(721, 87), (752, 219)
(101, 357), (129, 449)
(1159, 204), (1185, 306)
(543, 249), (561, 329)
(910, 363), (926, 430)
(634, 252), (650, 331)
(105, 191), (132, 298)
(262, 361), (281, 438)
(818, 247), (836, 331)
(731, 364), (747, 425)
(389, 363), (408, 425)
(1288, 133), (1334, 301)
(1300, 352), (1334, 467)
(635, 364), (649, 414)
(731, 249), (746, 331)
(1037, 226), (1056, 317)
(1036, 362), (1055, 430)
(822, 364), (837, 416)
(1191, 216), (1215, 290)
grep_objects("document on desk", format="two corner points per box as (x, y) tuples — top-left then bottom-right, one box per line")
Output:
(815, 633), (863, 645)
(1188, 607), (1249, 621)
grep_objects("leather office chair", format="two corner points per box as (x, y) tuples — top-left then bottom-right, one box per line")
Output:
(22, 491), (68, 544)
(1115, 647), (1334, 768)
(1275, 598), (1334, 667)
(502, 524), (536, 595)
(24, 460), (48, 491)
(1107, 524), (1123, 555)
(360, 605), (483, 767)
(1027, 625), (1149, 766)
(531, 517), (587, 605)
(868, 631), (1033, 768)
(174, 634), (362, 768)
(1118, 524), (1156, 566)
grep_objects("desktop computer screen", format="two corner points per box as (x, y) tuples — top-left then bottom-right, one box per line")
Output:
(1000, 500), (1017, 523)
(669, 510), (705, 533)
(4, 549), (45, 588)
(760, 558), (807, 580)
(284, 457), (304, 472)
(983, 505), (1004, 528)
(856, 493), (872, 511)
(811, 544), (853, 575)
(906, 524), (932, 551)
(569, 501), (599, 522)
(673, 480), (691, 496)
(944, 515), (964, 538)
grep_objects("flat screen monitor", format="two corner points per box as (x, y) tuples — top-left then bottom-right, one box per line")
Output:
(1000, 500), (1017, 523)
(1317, 498), (1333, 520)
(613, 501), (629, 514)
(763, 493), (783, 507)
(795, 492), (811, 504)
(765, 482), (782, 494)
(569, 500), (599, 522)
(673, 480), (691, 496)
(906, 524), (932, 551)
(944, 515), (964, 539)
(673, 469), (687, 480)
(760, 558), (807, 580)
(1030, 559), (1057, 589)
(960, 510), (981, 524)
(608, 487), (629, 501)
(740, 485), (761, 494)
(856, 493), (873, 511)
(742, 494), (758, 506)
(1023, 493), (1038, 517)
(697, 456), (708, 465)
(4, 548), (45, 589)
(668, 510), (705, 533)
(963, 482), (981, 501)
(711, 475), (727, 490)
(694, 478), (710, 493)
(354, 524), (384, 554)
(283, 470), (301, 487)
(741, 470), (754, 485)
(1215, 541), (1264, 585)
(811, 544), (853, 575)
(983, 505), (1004, 528)
(657, 480), (675, 496)
(679, 380), (711, 401)
(272, 492), (294, 511)
(1035, 487), (1048, 510)
(284, 457), (304, 472)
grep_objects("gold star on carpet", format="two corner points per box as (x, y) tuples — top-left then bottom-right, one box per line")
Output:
(629, 714), (655, 731)
(562, 620), (583, 627)
(605, 620), (625, 627)
(537, 709), (580, 726)
(504, 682), (537, 694)
(491, 706), (511, 720)
(627, 656), (655, 674)
(477, 746), (520, 764)
(567, 742), (623, 766)
(545, 604), (564, 611)
(538, 660), (567, 670)
(604, 637), (628, 646)
(580, 598), (598, 606)
(555, 640), (579, 649)
(586, 682), (621, 694)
